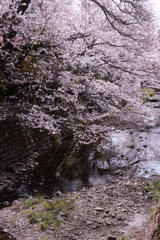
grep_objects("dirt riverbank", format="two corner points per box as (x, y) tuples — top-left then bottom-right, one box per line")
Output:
(0, 177), (155, 240)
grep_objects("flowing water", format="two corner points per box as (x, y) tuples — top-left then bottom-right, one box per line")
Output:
(2, 126), (160, 202)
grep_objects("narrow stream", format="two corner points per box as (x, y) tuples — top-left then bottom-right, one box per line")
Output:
(1, 126), (160, 202)
(1, 126), (160, 239)
(2, 126), (160, 203)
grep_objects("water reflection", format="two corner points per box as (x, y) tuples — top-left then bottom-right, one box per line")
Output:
(1, 126), (160, 208)
(6, 126), (160, 239)
(26, 126), (160, 195)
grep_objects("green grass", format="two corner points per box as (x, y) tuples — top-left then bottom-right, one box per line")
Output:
(41, 222), (47, 231)
(28, 211), (39, 223)
(25, 197), (75, 231)
(23, 195), (43, 208)
(43, 198), (74, 213)
(41, 213), (52, 223)
(142, 179), (160, 202)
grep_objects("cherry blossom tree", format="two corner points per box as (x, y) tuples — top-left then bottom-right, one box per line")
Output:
(0, 0), (159, 147)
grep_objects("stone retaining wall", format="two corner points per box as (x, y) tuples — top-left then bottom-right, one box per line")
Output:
(0, 116), (52, 170)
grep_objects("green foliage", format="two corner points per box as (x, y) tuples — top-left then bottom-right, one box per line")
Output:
(141, 88), (154, 103)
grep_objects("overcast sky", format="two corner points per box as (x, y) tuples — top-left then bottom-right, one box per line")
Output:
(151, 0), (160, 21)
